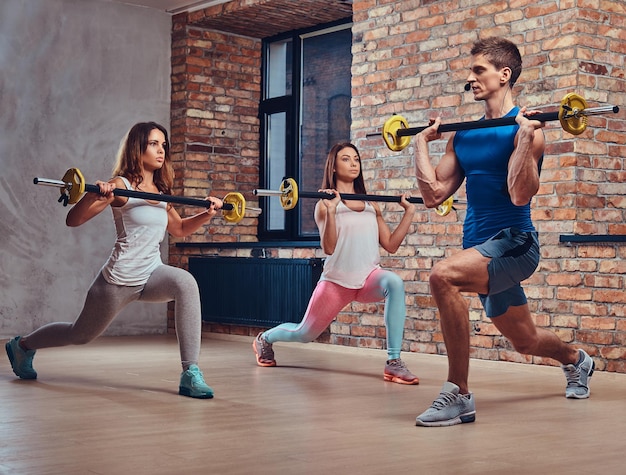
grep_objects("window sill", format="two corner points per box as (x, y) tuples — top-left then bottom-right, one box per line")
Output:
(559, 235), (626, 244)
(175, 241), (320, 249)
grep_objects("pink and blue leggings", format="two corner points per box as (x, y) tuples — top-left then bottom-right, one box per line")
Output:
(263, 268), (407, 360)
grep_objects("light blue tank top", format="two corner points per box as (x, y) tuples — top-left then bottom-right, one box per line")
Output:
(453, 107), (540, 248)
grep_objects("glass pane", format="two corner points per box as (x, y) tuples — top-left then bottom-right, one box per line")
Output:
(266, 112), (287, 231)
(299, 27), (352, 235)
(266, 39), (293, 99)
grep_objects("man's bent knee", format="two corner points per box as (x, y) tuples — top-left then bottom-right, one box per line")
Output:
(511, 342), (535, 355)
(507, 335), (540, 355)
(429, 262), (451, 293)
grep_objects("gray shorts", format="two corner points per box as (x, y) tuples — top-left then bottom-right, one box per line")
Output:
(474, 227), (540, 318)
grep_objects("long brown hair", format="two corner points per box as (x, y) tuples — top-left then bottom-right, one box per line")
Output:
(321, 143), (367, 194)
(112, 122), (173, 194)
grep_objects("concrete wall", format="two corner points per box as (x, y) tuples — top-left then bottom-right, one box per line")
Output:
(0, 0), (172, 338)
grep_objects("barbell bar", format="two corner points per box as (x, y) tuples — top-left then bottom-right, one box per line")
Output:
(253, 177), (462, 216)
(33, 167), (259, 223)
(367, 93), (620, 151)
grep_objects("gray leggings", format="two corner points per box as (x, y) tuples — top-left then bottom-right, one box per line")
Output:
(23, 265), (201, 369)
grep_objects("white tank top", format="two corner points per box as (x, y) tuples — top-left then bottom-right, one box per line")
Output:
(101, 177), (168, 285)
(319, 201), (380, 289)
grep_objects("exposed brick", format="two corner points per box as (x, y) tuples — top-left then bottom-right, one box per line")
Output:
(168, 0), (626, 375)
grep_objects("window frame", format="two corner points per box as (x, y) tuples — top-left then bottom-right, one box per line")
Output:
(258, 18), (352, 243)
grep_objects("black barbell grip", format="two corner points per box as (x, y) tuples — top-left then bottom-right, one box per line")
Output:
(33, 178), (233, 210)
(82, 184), (234, 210)
(295, 190), (426, 205)
(395, 111), (560, 137)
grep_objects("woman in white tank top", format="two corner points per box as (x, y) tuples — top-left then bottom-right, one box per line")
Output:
(253, 143), (420, 385)
(7, 122), (221, 399)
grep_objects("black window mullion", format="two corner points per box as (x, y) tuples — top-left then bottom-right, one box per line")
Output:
(259, 19), (351, 243)
(288, 33), (302, 239)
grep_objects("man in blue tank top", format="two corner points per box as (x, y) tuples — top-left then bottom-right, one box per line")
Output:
(413, 37), (594, 427)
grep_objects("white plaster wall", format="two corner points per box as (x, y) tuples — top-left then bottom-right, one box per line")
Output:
(0, 0), (172, 338)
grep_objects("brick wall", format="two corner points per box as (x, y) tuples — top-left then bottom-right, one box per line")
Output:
(168, 14), (263, 331)
(350, 0), (626, 372)
(169, 0), (626, 373)
(170, 15), (263, 245)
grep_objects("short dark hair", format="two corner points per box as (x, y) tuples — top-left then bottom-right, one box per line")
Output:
(471, 37), (522, 86)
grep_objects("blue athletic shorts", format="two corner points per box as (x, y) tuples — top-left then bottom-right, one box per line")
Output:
(473, 227), (540, 318)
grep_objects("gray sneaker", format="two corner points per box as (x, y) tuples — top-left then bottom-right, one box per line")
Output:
(562, 349), (594, 399)
(415, 382), (476, 427)
(252, 332), (276, 367)
(5, 336), (37, 380)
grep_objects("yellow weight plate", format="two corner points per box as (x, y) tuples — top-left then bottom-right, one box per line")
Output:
(61, 168), (86, 204)
(382, 115), (411, 152)
(222, 192), (245, 223)
(559, 93), (588, 135)
(435, 196), (454, 216)
(279, 178), (298, 210)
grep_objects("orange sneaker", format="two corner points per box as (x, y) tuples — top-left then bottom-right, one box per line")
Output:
(253, 332), (276, 367)
(384, 358), (419, 385)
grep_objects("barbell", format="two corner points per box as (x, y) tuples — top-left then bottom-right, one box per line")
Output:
(33, 168), (257, 223)
(368, 93), (620, 151)
(253, 177), (461, 216)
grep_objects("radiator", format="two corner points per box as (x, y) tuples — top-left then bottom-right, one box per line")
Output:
(188, 257), (323, 327)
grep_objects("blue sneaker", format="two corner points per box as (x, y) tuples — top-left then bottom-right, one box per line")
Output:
(562, 349), (594, 399)
(179, 364), (214, 399)
(5, 336), (37, 380)
(416, 382), (476, 427)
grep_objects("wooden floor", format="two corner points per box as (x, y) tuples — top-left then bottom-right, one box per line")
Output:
(1, 334), (625, 475)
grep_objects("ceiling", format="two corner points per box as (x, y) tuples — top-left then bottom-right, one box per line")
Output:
(102, 0), (231, 14)
(104, 0), (353, 38)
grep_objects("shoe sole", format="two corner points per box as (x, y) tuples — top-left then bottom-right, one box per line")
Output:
(416, 411), (476, 427)
(5, 341), (37, 380)
(179, 387), (214, 399)
(384, 373), (419, 385)
(252, 340), (276, 367)
(566, 391), (591, 399)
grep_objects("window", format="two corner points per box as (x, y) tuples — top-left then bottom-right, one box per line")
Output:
(259, 21), (352, 241)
